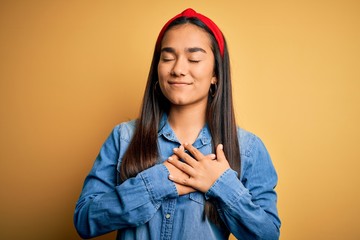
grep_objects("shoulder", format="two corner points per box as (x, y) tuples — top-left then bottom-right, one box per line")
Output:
(237, 127), (277, 180)
(102, 119), (136, 158)
(237, 127), (273, 167)
(237, 127), (267, 157)
(113, 119), (137, 143)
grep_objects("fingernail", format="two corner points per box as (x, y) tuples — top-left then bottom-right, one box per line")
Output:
(173, 148), (178, 152)
(168, 157), (173, 161)
(184, 142), (189, 146)
(219, 144), (223, 150)
(168, 175), (174, 180)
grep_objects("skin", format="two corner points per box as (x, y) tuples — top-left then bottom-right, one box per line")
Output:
(159, 24), (230, 195)
(157, 23), (217, 110)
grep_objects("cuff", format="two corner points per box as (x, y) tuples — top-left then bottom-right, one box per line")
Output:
(139, 164), (178, 204)
(205, 169), (247, 204)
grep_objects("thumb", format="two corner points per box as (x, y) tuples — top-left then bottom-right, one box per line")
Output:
(216, 144), (226, 162)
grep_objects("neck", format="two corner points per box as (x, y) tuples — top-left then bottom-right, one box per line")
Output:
(168, 104), (207, 144)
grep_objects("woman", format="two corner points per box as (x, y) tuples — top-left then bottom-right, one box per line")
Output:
(74, 8), (281, 240)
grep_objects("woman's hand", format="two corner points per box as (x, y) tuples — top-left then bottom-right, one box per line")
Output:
(163, 153), (196, 195)
(167, 143), (230, 193)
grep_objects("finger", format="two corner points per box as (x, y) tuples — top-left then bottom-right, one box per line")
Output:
(168, 153), (180, 161)
(205, 153), (216, 160)
(167, 156), (197, 176)
(168, 173), (194, 187)
(183, 143), (206, 161)
(173, 146), (198, 167)
(216, 144), (226, 162)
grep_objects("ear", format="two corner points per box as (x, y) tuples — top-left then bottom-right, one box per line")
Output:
(211, 76), (217, 85)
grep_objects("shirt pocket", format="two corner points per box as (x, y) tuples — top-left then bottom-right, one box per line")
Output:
(189, 192), (206, 205)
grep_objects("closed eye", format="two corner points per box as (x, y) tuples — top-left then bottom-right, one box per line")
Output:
(161, 58), (175, 62)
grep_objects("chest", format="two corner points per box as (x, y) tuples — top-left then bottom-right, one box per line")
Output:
(157, 137), (213, 163)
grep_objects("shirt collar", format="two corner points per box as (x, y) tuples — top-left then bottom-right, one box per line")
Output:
(158, 113), (212, 147)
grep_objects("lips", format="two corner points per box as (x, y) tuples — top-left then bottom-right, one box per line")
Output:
(168, 81), (192, 85)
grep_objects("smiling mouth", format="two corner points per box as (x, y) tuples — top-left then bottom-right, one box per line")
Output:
(168, 81), (192, 86)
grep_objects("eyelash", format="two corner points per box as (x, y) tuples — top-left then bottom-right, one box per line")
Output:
(161, 58), (200, 63)
(162, 58), (174, 62)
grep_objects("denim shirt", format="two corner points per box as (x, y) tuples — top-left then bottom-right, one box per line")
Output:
(74, 115), (281, 240)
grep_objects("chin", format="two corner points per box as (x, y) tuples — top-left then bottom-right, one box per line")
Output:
(165, 95), (188, 105)
(169, 100), (188, 106)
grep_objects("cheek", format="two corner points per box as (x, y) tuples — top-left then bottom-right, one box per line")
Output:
(194, 64), (215, 80)
(157, 64), (169, 81)
(157, 64), (163, 78)
(157, 65), (168, 93)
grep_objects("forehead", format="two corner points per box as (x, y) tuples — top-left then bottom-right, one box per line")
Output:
(161, 23), (213, 50)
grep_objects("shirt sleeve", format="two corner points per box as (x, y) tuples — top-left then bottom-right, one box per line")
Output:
(74, 124), (178, 239)
(205, 134), (281, 240)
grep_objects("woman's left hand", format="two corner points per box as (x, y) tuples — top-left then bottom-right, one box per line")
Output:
(167, 143), (230, 193)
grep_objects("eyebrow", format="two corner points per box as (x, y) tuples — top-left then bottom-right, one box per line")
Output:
(161, 47), (207, 54)
(187, 47), (207, 54)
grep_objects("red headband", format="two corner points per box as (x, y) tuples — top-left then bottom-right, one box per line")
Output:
(156, 8), (225, 57)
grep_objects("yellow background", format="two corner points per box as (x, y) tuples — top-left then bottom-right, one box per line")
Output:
(1, 1), (359, 239)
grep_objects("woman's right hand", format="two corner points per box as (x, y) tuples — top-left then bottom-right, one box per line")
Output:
(163, 155), (196, 195)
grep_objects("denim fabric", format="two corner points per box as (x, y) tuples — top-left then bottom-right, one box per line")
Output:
(74, 115), (281, 240)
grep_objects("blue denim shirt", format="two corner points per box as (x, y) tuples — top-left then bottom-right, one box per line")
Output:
(74, 115), (280, 240)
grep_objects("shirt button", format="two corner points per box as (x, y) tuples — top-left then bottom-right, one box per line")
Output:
(165, 214), (171, 219)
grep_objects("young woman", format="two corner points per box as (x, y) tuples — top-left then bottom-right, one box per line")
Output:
(74, 8), (281, 240)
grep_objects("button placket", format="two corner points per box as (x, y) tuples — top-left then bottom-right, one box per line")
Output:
(160, 199), (177, 240)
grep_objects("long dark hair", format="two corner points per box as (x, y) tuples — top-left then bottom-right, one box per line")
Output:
(120, 17), (240, 225)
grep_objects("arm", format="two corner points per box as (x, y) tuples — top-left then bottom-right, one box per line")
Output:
(74, 125), (178, 239)
(205, 136), (280, 240)
(167, 137), (280, 240)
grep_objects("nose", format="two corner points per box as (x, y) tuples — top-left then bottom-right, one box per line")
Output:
(171, 57), (188, 77)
